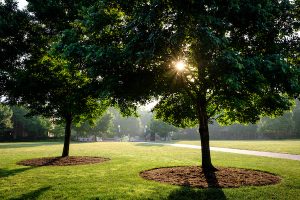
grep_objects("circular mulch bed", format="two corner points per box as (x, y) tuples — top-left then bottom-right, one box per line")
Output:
(17, 156), (110, 166)
(140, 166), (281, 188)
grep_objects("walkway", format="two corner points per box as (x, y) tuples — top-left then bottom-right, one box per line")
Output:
(142, 142), (300, 161)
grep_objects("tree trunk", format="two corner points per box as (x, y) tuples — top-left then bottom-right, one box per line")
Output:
(198, 106), (217, 172)
(62, 114), (72, 157)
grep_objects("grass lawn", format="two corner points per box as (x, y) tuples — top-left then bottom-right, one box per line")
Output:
(0, 142), (300, 199)
(173, 140), (300, 155)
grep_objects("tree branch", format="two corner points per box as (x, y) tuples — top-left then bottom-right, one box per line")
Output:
(208, 104), (219, 119)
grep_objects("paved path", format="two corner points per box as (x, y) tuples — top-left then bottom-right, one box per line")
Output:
(141, 142), (300, 161)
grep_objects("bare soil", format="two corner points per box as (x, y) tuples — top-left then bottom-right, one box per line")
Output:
(140, 166), (281, 188)
(17, 156), (110, 166)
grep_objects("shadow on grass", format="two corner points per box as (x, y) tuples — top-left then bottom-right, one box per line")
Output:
(0, 142), (61, 149)
(9, 186), (51, 200)
(0, 167), (37, 178)
(168, 187), (226, 200)
(168, 170), (227, 200)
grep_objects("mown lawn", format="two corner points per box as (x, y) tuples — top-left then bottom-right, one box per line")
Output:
(0, 142), (300, 200)
(173, 140), (300, 155)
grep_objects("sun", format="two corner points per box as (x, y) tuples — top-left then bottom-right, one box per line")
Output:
(174, 60), (186, 71)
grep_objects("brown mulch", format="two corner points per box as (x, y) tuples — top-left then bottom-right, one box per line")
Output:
(17, 156), (110, 166)
(140, 166), (281, 188)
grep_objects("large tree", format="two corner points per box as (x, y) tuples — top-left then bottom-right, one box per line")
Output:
(4, 0), (153, 157)
(4, 0), (123, 157)
(123, 0), (300, 171)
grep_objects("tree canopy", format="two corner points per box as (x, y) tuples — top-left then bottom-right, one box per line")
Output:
(0, 0), (29, 97)
(121, 0), (300, 170)
(2, 0), (160, 156)
(2, 0), (129, 156)
(6, 0), (112, 156)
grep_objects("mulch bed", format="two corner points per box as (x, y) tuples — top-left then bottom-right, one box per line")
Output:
(17, 156), (110, 166)
(140, 166), (281, 188)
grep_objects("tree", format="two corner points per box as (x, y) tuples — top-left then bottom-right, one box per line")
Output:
(258, 113), (294, 137)
(5, 0), (120, 157)
(292, 100), (300, 136)
(123, 0), (300, 171)
(50, 123), (65, 138)
(5, 0), (150, 156)
(92, 113), (114, 137)
(149, 119), (177, 140)
(110, 108), (142, 137)
(11, 106), (51, 139)
(0, 104), (13, 133)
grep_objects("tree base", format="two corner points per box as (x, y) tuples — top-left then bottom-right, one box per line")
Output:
(140, 166), (281, 188)
(202, 165), (218, 172)
(17, 156), (110, 166)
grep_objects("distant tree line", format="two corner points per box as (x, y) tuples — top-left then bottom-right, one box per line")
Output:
(173, 100), (300, 140)
(0, 105), (155, 141)
(2, 101), (300, 141)
(0, 104), (51, 140)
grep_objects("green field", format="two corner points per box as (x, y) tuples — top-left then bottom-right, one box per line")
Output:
(173, 140), (300, 155)
(0, 142), (300, 200)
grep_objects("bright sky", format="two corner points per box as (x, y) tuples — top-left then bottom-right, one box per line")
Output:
(17, 0), (27, 9)
(0, 0), (27, 8)
(140, 100), (158, 111)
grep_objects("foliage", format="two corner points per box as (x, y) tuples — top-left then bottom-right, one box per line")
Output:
(292, 100), (300, 135)
(0, 0), (29, 97)
(125, 0), (300, 126)
(10, 25), (110, 123)
(11, 106), (51, 138)
(73, 112), (113, 137)
(0, 104), (13, 132)
(2, 0), (132, 155)
(258, 113), (294, 135)
(149, 119), (177, 139)
(50, 123), (65, 138)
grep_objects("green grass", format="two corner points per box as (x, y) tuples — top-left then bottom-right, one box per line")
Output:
(0, 142), (300, 199)
(172, 140), (300, 155)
